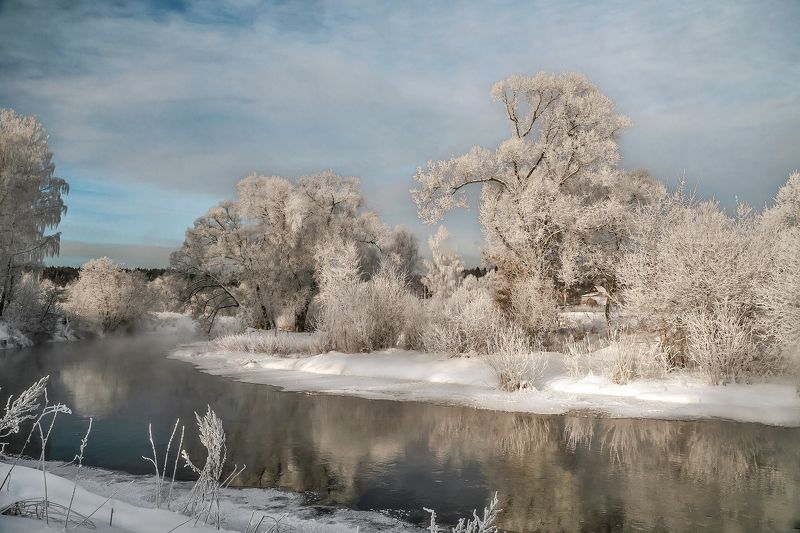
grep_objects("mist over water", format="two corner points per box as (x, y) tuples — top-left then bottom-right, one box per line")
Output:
(1, 335), (798, 532)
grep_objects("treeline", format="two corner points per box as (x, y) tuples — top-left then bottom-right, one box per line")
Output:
(40, 266), (170, 287)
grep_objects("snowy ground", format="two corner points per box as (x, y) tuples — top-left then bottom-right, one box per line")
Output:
(0, 460), (418, 532)
(171, 339), (800, 427)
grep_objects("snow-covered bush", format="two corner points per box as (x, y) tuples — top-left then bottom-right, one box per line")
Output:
(682, 301), (771, 385)
(64, 257), (154, 334)
(755, 172), (800, 371)
(617, 188), (780, 383)
(421, 274), (506, 355)
(484, 326), (547, 391)
(212, 330), (326, 356)
(314, 240), (422, 352)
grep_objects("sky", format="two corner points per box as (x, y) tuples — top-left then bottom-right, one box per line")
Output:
(0, 0), (798, 267)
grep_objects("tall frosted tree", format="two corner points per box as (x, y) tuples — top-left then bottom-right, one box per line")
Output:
(0, 109), (68, 316)
(412, 72), (661, 315)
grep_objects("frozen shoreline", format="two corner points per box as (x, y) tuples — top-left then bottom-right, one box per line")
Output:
(171, 342), (800, 427)
(0, 460), (417, 532)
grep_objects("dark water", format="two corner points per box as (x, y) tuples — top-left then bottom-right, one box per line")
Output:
(1, 335), (799, 532)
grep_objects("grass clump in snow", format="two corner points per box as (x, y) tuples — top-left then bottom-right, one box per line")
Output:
(606, 333), (670, 384)
(212, 331), (326, 356)
(484, 327), (547, 392)
(425, 492), (500, 533)
(564, 337), (594, 379)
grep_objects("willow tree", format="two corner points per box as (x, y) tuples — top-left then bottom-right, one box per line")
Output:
(0, 109), (69, 316)
(412, 72), (661, 325)
(172, 171), (404, 331)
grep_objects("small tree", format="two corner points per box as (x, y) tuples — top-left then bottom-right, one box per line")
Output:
(421, 226), (463, 298)
(65, 257), (153, 334)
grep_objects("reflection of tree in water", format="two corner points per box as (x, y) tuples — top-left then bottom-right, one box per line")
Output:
(58, 356), (133, 418)
(561, 416), (800, 533)
(4, 341), (798, 532)
(220, 396), (800, 533)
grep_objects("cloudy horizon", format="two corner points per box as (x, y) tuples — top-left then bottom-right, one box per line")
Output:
(1, 0), (798, 267)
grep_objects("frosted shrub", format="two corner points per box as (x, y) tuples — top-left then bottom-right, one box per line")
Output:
(315, 240), (422, 352)
(425, 492), (500, 533)
(756, 174), (800, 370)
(212, 330), (326, 356)
(607, 336), (639, 384)
(617, 188), (781, 382)
(684, 302), (779, 385)
(422, 274), (505, 355)
(484, 326), (547, 391)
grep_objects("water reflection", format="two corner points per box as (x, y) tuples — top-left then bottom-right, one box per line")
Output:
(1, 336), (798, 532)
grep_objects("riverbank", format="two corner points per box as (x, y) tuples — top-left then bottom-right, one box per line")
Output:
(0, 461), (417, 532)
(171, 341), (800, 427)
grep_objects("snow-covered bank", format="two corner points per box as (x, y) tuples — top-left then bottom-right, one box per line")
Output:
(0, 461), (418, 532)
(171, 343), (800, 427)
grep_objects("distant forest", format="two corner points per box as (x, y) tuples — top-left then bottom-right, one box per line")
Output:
(41, 266), (168, 287)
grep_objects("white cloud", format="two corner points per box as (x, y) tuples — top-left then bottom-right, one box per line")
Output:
(2, 0), (798, 263)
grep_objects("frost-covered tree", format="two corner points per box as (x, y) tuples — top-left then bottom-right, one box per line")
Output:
(173, 171), (395, 331)
(374, 225), (420, 284)
(171, 200), (246, 329)
(412, 73), (662, 315)
(0, 109), (69, 317)
(65, 257), (153, 334)
(148, 272), (187, 313)
(422, 226), (463, 298)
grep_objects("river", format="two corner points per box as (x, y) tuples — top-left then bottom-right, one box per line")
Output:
(1, 334), (798, 532)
